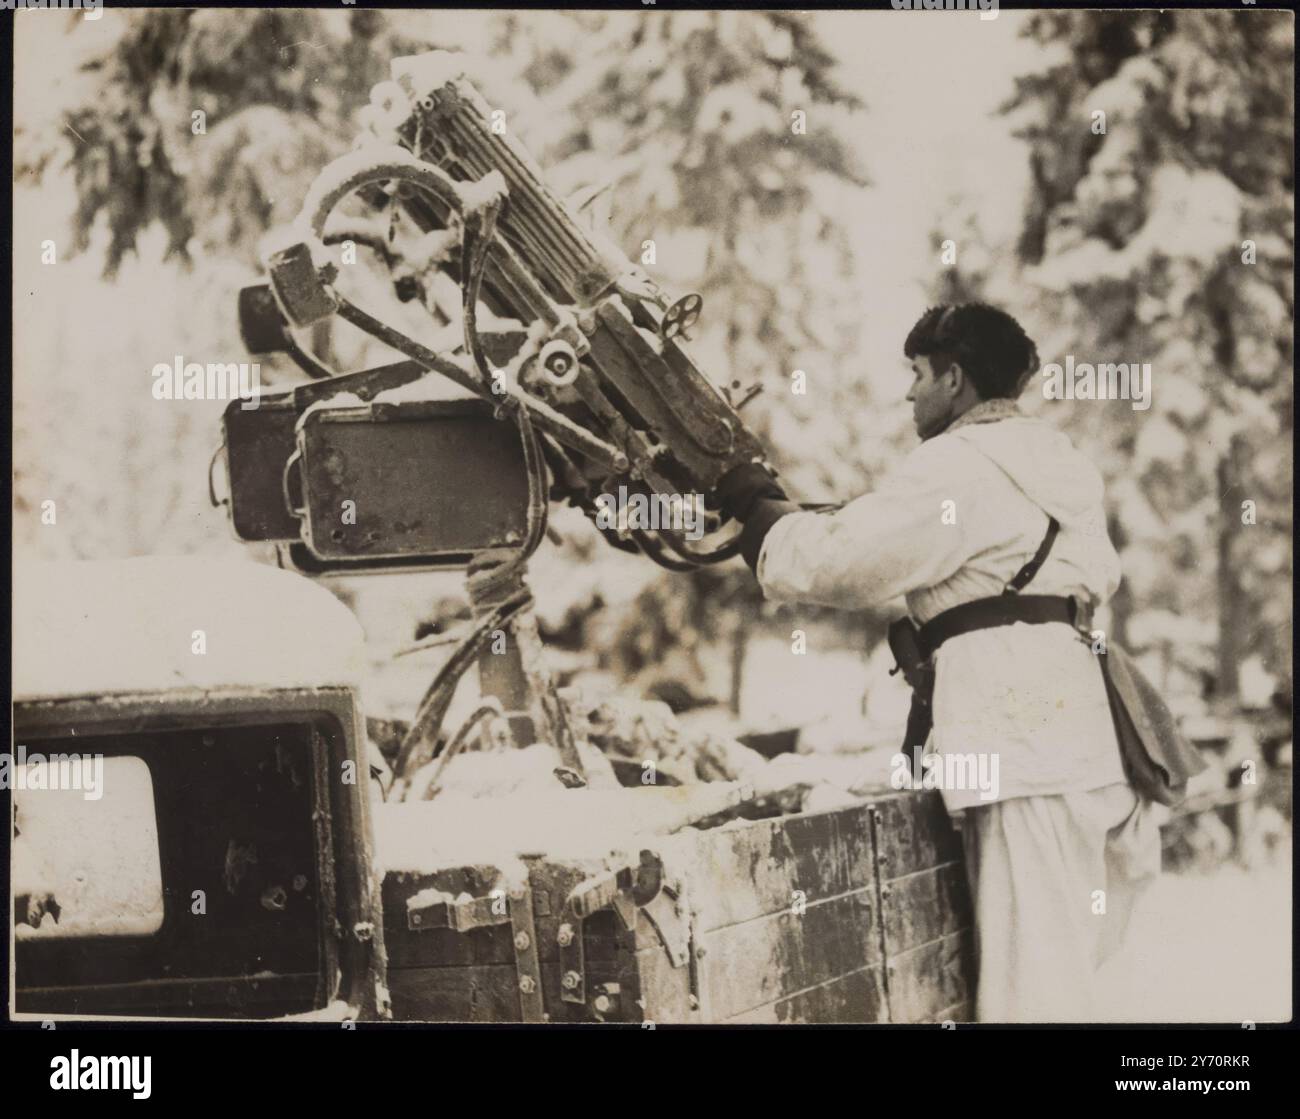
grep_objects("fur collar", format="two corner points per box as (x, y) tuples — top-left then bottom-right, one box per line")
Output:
(945, 397), (1023, 434)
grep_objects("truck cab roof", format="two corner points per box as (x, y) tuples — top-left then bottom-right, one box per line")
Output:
(14, 556), (365, 702)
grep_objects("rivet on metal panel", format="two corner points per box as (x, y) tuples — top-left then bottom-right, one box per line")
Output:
(513, 931), (531, 952)
(556, 922), (575, 947)
(519, 975), (536, 995)
(562, 970), (581, 991)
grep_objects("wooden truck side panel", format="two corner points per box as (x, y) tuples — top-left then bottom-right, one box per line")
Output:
(382, 790), (975, 1024)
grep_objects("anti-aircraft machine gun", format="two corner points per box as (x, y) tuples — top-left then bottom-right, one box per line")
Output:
(219, 51), (777, 796)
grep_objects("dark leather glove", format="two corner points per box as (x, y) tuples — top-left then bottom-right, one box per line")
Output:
(714, 462), (799, 574)
(713, 462), (789, 522)
(737, 498), (799, 572)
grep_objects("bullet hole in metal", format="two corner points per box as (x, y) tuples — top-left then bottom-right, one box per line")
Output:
(261, 885), (288, 912)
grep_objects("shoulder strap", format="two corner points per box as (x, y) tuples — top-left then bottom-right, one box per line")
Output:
(945, 432), (1065, 598)
(913, 516), (1073, 662)
(1003, 515), (1060, 595)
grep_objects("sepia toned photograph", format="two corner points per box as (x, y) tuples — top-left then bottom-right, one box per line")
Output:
(6, 1), (1294, 1051)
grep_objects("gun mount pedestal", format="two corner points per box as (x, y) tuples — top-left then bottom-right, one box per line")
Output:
(464, 551), (587, 786)
(386, 544), (590, 801)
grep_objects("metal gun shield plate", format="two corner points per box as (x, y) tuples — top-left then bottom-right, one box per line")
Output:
(294, 398), (536, 564)
(223, 394), (302, 543)
(220, 355), (521, 548)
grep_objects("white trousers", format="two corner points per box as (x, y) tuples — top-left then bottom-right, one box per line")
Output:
(958, 782), (1162, 1023)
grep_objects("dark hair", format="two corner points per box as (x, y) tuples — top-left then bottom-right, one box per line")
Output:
(903, 303), (1039, 400)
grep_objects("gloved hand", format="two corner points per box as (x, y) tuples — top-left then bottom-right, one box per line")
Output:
(713, 461), (789, 522)
(713, 461), (799, 574)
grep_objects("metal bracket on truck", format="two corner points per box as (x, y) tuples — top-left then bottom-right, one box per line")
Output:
(561, 851), (696, 1008)
(405, 881), (546, 1022)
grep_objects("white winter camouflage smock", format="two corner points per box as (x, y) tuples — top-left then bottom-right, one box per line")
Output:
(757, 402), (1128, 811)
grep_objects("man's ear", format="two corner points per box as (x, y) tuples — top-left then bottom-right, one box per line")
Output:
(943, 361), (965, 396)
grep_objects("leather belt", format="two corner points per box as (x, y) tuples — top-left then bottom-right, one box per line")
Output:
(917, 593), (1078, 661)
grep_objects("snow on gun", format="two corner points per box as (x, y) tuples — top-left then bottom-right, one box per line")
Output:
(261, 48), (770, 571)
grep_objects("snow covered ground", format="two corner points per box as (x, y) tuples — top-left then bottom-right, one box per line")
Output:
(1098, 856), (1292, 1024)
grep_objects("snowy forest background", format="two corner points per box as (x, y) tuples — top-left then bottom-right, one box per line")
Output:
(12, 8), (1294, 744)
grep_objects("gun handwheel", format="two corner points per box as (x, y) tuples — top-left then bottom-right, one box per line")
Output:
(661, 292), (703, 340)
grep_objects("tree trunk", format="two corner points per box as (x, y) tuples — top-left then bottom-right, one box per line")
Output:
(729, 616), (750, 716)
(1216, 441), (1246, 702)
